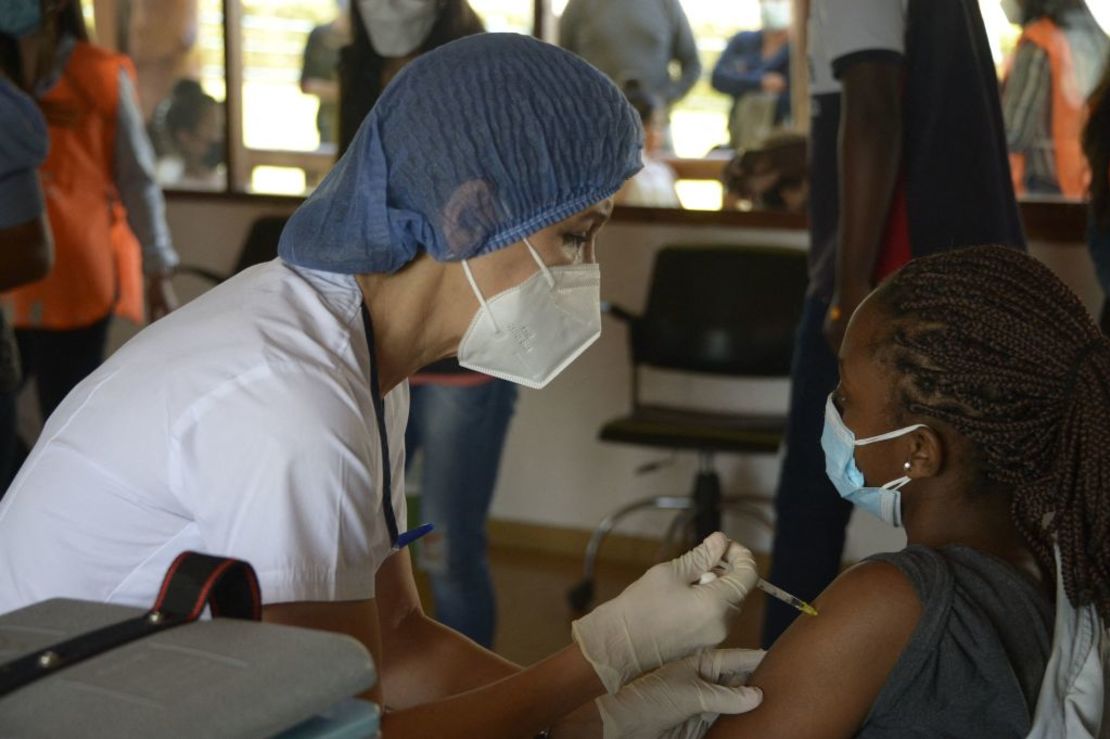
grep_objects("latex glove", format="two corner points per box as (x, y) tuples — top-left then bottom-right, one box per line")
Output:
(597, 648), (765, 739)
(572, 533), (758, 693)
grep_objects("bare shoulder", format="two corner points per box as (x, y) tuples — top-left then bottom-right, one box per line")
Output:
(707, 559), (922, 739)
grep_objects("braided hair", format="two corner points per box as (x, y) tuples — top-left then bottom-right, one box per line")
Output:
(872, 245), (1110, 620)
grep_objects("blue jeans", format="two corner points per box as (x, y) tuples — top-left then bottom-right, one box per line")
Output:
(405, 379), (518, 648)
(761, 296), (852, 647)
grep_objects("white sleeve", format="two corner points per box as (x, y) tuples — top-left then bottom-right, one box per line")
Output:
(815, 0), (906, 79)
(171, 364), (390, 605)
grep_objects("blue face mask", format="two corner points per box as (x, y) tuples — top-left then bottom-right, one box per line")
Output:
(0, 0), (41, 38)
(821, 394), (927, 527)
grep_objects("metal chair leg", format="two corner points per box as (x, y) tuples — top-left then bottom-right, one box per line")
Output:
(657, 507), (698, 561)
(567, 495), (692, 613)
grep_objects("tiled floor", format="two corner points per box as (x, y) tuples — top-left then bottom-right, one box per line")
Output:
(417, 545), (769, 666)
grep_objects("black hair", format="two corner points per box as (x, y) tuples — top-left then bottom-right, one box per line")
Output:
(164, 78), (217, 137)
(874, 245), (1110, 620)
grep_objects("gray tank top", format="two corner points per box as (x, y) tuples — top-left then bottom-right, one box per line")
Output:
(858, 545), (1054, 738)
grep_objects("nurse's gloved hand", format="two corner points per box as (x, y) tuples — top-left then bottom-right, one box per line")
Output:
(596, 648), (765, 739)
(571, 532), (758, 694)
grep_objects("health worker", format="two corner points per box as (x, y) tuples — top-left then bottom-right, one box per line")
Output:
(0, 33), (764, 738)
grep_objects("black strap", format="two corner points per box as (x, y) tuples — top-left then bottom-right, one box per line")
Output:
(361, 302), (400, 547)
(0, 551), (260, 698)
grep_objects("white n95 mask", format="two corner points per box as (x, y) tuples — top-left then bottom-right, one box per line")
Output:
(457, 238), (601, 390)
(358, 0), (439, 57)
(820, 394), (927, 527)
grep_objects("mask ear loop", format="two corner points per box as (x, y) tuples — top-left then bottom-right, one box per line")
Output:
(523, 237), (556, 288)
(461, 259), (501, 334)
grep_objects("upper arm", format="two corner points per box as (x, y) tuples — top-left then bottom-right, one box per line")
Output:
(669, 0), (700, 69)
(177, 366), (395, 606)
(1001, 43), (1050, 149)
(708, 561), (922, 739)
(839, 61), (903, 126)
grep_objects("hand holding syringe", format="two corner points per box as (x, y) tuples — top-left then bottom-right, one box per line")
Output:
(697, 553), (819, 617)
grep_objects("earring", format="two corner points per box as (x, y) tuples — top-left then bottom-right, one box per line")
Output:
(903, 461), (912, 471)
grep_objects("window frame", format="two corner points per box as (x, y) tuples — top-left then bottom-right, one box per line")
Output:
(151, 0), (1087, 242)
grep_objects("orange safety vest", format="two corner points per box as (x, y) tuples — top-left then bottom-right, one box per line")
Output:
(6, 41), (144, 330)
(1008, 18), (1088, 199)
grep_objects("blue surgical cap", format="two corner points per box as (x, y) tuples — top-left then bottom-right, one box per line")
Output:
(278, 33), (643, 274)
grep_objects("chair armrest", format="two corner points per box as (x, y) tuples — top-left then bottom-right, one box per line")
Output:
(602, 301), (638, 324)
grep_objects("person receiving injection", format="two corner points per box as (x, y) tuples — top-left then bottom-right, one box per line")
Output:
(708, 246), (1107, 739)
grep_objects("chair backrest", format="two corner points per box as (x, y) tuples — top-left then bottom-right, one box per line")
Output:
(232, 215), (290, 275)
(632, 245), (808, 378)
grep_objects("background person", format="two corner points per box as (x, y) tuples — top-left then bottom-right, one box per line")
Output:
(614, 79), (680, 208)
(0, 0), (178, 434)
(340, 0), (511, 649)
(155, 78), (224, 189)
(1002, 0), (1109, 197)
(301, 0), (350, 148)
(0, 13), (53, 492)
(558, 0), (701, 153)
(762, 0), (1027, 647)
(711, 246), (1106, 738)
(1084, 53), (1110, 321)
(711, 0), (792, 151)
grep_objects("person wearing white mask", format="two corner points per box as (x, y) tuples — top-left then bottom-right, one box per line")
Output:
(0, 34), (767, 738)
(338, 0), (482, 153)
(707, 245), (1106, 739)
(710, 0), (793, 150)
(339, 0), (511, 651)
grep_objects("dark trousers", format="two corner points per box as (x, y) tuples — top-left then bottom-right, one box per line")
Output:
(15, 314), (112, 426)
(761, 295), (852, 647)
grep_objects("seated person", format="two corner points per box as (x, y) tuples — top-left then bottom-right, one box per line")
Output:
(710, 245), (1107, 738)
(722, 131), (807, 212)
(614, 79), (680, 208)
(155, 79), (225, 189)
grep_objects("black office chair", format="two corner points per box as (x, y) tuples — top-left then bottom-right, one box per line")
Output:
(567, 244), (808, 612)
(175, 215), (290, 285)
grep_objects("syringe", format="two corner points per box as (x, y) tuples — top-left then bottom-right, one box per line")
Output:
(698, 571), (818, 617)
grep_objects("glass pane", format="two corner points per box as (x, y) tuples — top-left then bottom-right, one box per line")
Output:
(468, 0), (534, 35)
(86, 0), (228, 191)
(240, 0), (347, 194)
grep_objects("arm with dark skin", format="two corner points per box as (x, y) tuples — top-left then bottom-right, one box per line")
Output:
(707, 561), (922, 739)
(263, 549), (605, 738)
(824, 60), (903, 352)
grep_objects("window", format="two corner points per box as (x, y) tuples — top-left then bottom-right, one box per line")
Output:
(469, 0), (535, 35)
(237, 0), (347, 194)
(234, 0), (534, 195)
